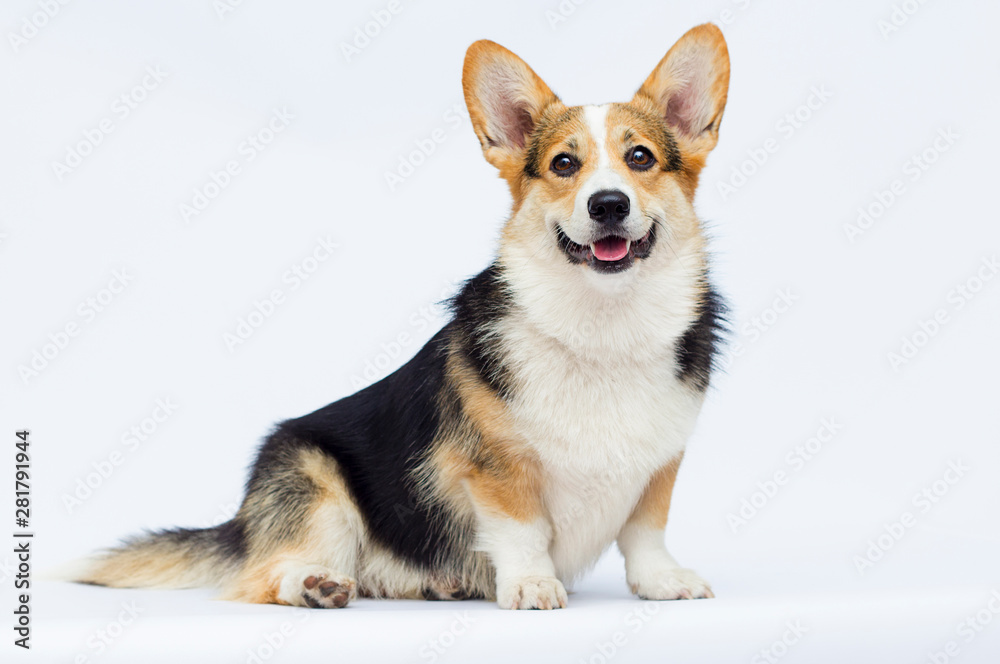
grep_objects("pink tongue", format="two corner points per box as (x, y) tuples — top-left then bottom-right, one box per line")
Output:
(592, 237), (629, 262)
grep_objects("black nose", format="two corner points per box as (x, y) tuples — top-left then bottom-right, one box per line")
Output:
(587, 190), (630, 224)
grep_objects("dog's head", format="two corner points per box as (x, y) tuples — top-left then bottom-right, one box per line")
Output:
(463, 24), (729, 278)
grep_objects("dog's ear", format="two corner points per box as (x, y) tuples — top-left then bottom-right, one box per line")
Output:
(463, 40), (560, 172)
(633, 24), (730, 156)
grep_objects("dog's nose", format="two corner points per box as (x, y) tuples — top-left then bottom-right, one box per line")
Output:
(587, 190), (630, 224)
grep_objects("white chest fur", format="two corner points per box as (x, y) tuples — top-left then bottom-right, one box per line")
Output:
(501, 313), (705, 583)
(494, 231), (709, 582)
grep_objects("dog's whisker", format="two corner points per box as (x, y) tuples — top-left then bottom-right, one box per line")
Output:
(647, 214), (685, 266)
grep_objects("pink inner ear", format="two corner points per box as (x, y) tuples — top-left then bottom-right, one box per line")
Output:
(487, 91), (533, 148)
(506, 105), (534, 149)
(665, 87), (700, 137)
(660, 55), (715, 139)
(481, 68), (537, 150)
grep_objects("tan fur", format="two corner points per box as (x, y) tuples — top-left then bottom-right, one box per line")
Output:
(221, 556), (285, 605)
(298, 447), (356, 499)
(79, 539), (227, 590)
(605, 102), (697, 203)
(447, 350), (517, 442)
(464, 453), (543, 522)
(510, 105), (595, 224)
(220, 448), (360, 604)
(625, 453), (684, 530)
(429, 352), (544, 523)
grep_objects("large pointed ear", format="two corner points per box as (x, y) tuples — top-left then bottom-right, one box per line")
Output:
(633, 24), (730, 156)
(462, 40), (561, 172)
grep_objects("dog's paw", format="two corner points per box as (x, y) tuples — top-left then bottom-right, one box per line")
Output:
(302, 572), (356, 609)
(279, 565), (357, 608)
(422, 572), (474, 601)
(497, 576), (568, 610)
(629, 567), (714, 600)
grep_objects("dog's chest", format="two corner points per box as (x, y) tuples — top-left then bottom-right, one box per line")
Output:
(504, 336), (704, 580)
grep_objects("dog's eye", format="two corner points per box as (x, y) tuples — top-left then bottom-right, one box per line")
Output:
(550, 153), (578, 176)
(626, 146), (656, 171)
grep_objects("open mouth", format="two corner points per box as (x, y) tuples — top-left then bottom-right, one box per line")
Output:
(556, 225), (656, 274)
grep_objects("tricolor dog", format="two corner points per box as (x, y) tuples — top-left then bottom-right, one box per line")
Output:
(76, 23), (730, 610)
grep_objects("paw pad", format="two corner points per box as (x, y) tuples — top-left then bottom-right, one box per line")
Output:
(301, 573), (355, 609)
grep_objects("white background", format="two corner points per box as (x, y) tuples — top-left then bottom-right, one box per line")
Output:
(3, 0), (1000, 662)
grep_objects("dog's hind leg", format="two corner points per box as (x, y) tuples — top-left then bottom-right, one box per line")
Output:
(220, 442), (365, 608)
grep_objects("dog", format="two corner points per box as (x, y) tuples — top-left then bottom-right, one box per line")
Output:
(74, 23), (730, 610)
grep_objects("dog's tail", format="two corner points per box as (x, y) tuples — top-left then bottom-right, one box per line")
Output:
(67, 522), (244, 589)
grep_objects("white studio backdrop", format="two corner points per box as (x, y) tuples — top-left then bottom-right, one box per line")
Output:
(2, 0), (999, 662)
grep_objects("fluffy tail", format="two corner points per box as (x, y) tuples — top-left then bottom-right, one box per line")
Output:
(71, 523), (244, 589)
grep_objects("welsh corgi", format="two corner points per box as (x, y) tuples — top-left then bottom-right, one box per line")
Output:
(75, 23), (730, 610)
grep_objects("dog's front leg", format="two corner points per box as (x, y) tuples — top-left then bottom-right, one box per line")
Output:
(465, 462), (567, 610)
(616, 454), (714, 600)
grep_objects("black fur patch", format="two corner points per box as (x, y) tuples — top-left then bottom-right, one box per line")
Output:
(214, 519), (248, 560)
(127, 522), (247, 563)
(272, 328), (465, 570)
(675, 280), (727, 390)
(448, 263), (515, 398)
